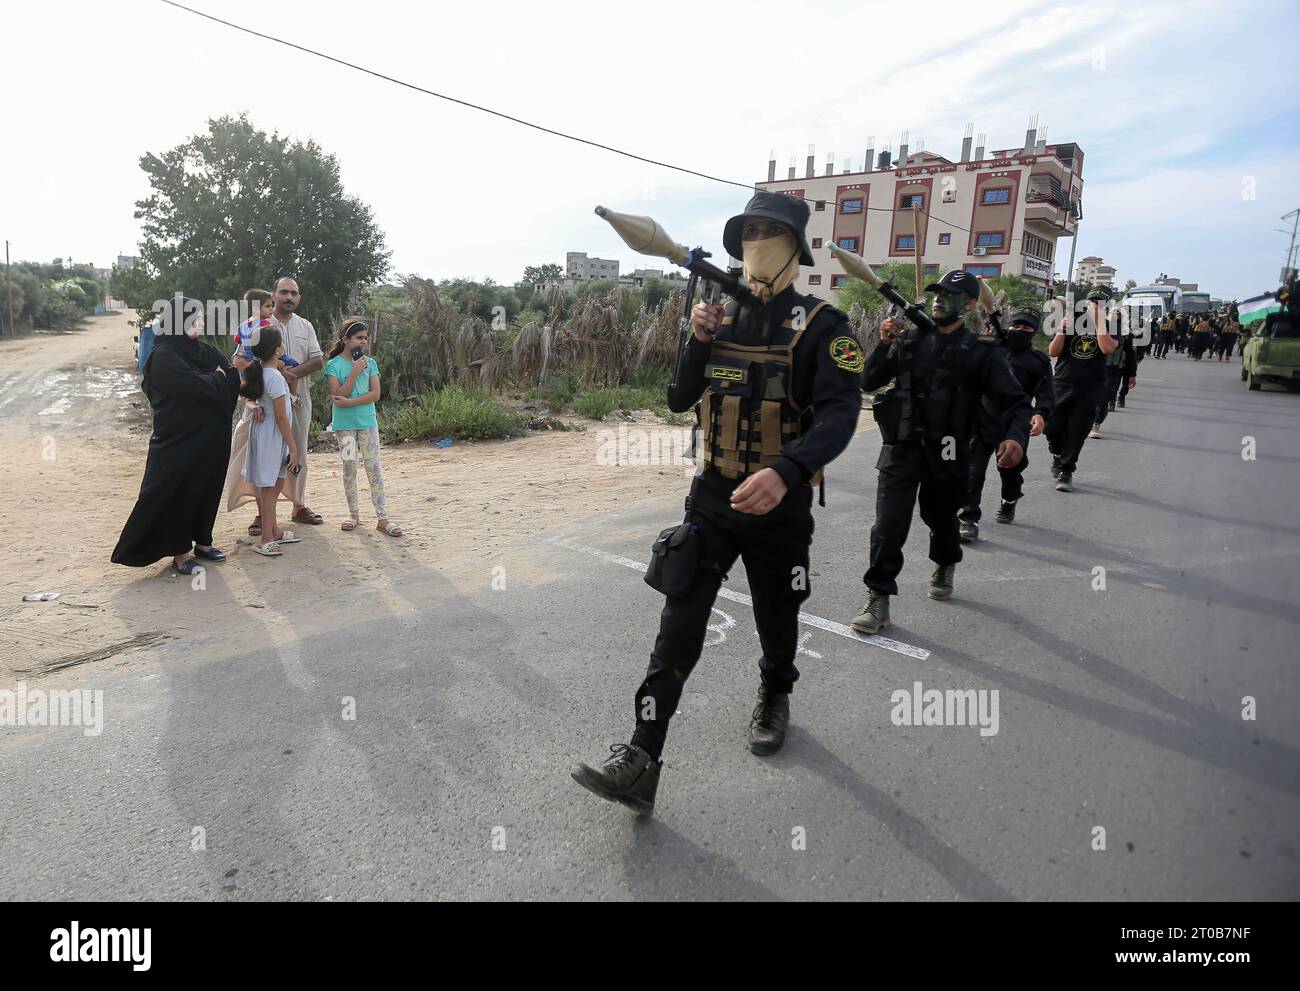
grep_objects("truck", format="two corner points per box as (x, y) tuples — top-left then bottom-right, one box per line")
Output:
(1178, 291), (1212, 315)
(1240, 281), (1300, 391)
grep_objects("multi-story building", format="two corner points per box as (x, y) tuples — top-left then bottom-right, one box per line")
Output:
(566, 251), (619, 282)
(1075, 256), (1117, 288)
(1156, 275), (1198, 291)
(755, 123), (1081, 294)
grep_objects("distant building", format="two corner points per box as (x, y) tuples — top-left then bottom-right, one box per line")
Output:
(1075, 256), (1117, 288)
(566, 251), (619, 281)
(1156, 274), (1198, 291)
(757, 120), (1081, 292)
(628, 267), (686, 288)
(115, 255), (140, 270)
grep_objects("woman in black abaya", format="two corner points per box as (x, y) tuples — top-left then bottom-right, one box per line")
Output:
(112, 297), (242, 573)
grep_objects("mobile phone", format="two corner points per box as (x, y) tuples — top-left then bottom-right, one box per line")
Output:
(350, 346), (365, 360)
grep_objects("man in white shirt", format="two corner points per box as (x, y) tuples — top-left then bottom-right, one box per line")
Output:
(270, 277), (325, 525)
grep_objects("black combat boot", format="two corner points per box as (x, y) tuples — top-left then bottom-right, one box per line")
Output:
(748, 685), (790, 756)
(958, 519), (979, 543)
(571, 743), (660, 815)
(1056, 472), (1073, 492)
(928, 563), (955, 600)
(996, 499), (1017, 524)
(1050, 454), (1061, 479)
(851, 590), (891, 634)
(1117, 395), (1126, 408)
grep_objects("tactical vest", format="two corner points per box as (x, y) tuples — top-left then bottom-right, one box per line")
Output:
(884, 326), (985, 445)
(697, 295), (829, 483)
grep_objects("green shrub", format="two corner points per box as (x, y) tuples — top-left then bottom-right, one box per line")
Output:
(382, 384), (529, 442)
(574, 387), (619, 420)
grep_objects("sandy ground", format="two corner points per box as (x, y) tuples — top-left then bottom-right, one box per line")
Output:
(0, 311), (691, 680)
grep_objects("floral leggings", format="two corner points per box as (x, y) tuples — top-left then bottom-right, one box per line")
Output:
(337, 426), (388, 520)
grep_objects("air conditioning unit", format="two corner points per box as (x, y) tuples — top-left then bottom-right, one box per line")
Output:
(942, 189), (957, 203)
(972, 247), (988, 256)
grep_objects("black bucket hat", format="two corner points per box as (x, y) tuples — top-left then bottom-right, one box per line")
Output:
(723, 191), (815, 266)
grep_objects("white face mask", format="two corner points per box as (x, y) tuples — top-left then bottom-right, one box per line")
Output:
(742, 232), (800, 303)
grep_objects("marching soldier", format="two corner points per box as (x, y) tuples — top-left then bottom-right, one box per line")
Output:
(1047, 287), (1121, 491)
(959, 310), (1054, 541)
(572, 192), (863, 815)
(1089, 307), (1138, 437)
(851, 271), (1031, 634)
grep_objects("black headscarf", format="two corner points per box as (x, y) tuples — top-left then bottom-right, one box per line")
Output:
(143, 296), (223, 404)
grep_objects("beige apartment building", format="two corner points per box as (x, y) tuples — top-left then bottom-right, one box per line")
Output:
(755, 124), (1081, 294)
(1075, 256), (1117, 288)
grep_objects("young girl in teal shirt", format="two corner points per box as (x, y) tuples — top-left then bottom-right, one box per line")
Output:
(325, 319), (402, 537)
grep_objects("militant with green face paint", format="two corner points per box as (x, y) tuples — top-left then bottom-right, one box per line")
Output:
(933, 290), (969, 325)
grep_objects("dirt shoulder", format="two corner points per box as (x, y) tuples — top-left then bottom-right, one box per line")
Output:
(0, 312), (691, 680)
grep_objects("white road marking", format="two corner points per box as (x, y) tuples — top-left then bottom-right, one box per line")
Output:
(550, 536), (930, 660)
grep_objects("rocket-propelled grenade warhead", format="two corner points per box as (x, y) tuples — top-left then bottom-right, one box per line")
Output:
(828, 242), (884, 289)
(828, 242), (936, 333)
(594, 206), (690, 266)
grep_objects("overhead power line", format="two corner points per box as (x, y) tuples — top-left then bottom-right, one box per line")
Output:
(158, 0), (1065, 253)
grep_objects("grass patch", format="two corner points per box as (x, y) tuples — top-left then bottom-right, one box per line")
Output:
(382, 383), (530, 443)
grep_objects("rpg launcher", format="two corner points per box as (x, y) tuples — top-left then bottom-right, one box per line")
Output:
(594, 206), (755, 306)
(827, 242), (1000, 335)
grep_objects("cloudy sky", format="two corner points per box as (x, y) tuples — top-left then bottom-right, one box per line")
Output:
(9, 0), (1299, 300)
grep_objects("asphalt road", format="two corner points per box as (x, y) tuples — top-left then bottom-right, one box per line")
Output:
(3, 352), (1298, 901)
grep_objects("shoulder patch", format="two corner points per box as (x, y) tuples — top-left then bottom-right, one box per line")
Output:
(829, 335), (865, 373)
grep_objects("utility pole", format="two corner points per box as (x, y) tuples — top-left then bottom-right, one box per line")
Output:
(4, 241), (13, 338)
(1282, 208), (1299, 279)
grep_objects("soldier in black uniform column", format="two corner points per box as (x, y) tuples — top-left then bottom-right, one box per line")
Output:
(572, 192), (862, 815)
(850, 271), (1031, 634)
(958, 310), (1054, 541)
(1090, 305), (1138, 437)
(1046, 287), (1121, 491)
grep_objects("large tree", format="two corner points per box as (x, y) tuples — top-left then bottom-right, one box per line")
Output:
(131, 114), (389, 330)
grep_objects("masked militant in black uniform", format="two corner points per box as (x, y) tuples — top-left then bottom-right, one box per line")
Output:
(1046, 288), (1122, 491)
(958, 310), (1054, 541)
(572, 192), (863, 815)
(851, 270), (1031, 634)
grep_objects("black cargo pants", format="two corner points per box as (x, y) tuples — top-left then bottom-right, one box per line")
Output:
(632, 479), (813, 761)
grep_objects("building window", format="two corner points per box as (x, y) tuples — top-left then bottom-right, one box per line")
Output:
(938, 233), (951, 245)
(976, 232), (1004, 248)
(830, 275), (849, 289)
(837, 237), (859, 251)
(811, 237), (822, 249)
(1022, 233), (1053, 261)
(924, 264), (939, 275)
(840, 198), (863, 214)
(895, 235), (915, 251)
(808, 274), (822, 285)
(815, 200), (826, 212)
(981, 187), (1010, 205)
(964, 264), (1000, 277)
(899, 193), (924, 210)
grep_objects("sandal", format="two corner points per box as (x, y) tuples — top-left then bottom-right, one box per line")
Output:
(193, 546), (226, 562)
(341, 519), (359, 532)
(377, 520), (403, 538)
(272, 530), (301, 544)
(173, 558), (204, 575)
(251, 542), (283, 557)
(248, 516), (262, 537)
(292, 507), (324, 525)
